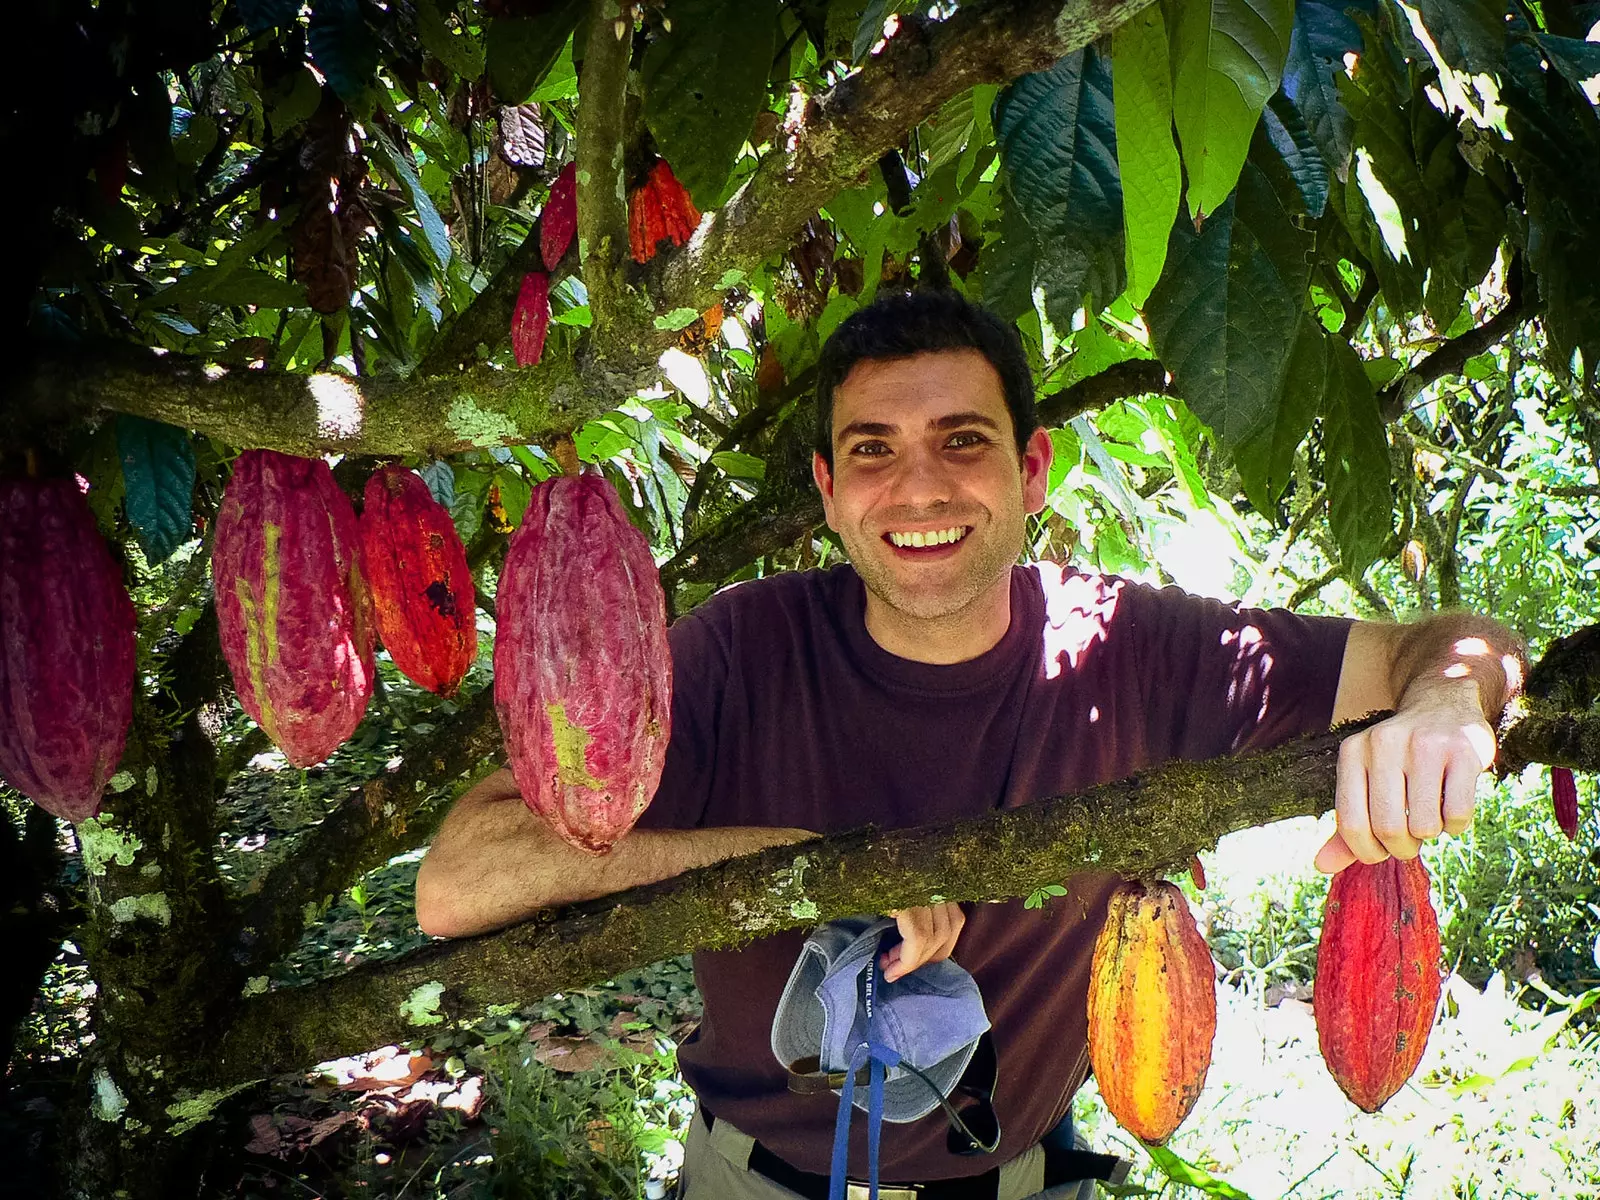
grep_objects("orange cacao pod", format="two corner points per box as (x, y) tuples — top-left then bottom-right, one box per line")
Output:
(360, 466), (476, 696)
(492, 472), (671, 854)
(214, 451), (375, 768)
(1314, 856), (1443, 1112)
(1087, 879), (1217, 1143)
(0, 478), (136, 823)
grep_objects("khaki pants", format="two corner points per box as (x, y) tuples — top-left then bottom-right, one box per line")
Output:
(676, 1109), (1048, 1200)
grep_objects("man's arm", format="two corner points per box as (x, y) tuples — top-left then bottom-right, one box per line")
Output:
(1318, 613), (1526, 873)
(414, 768), (814, 938)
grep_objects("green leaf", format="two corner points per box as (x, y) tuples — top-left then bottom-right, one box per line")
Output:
(1143, 1144), (1256, 1198)
(654, 307), (702, 332)
(994, 47), (1124, 328)
(150, 266), (308, 310)
(1279, 0), (1366, 181)
(1168, 0), (1296, 219)
(420, 460), (454, 508)
(117, 416), (195, 566)
(239, 0), (300, 34)
(972, 197), (1037, 323)
(1233, 315), (1327, 512)
(852, 0), (916, 63)
(710, 451), (767, 480)
(487, 3), (583, 106)
(1537, 34), (1600, 98)
(492, 468), (532, 528)
(1256, 92), (1328, 218)
(369, 129), (453, 269)
(268, 67), (325, 138)
(1405, 0), (1506, 80)
(1112, 7), (1182, 308)
(643, 0), (780, 209)
(308, 0), (378, 103)
(417, 0), (484, 81)
(1145, 163), (1311, 451)
(1321, 337), (1392, 572)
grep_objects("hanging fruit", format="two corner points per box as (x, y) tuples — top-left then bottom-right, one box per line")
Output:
(628, 158), (700, 264)
(1314, 855), (1443, 1112)
(1087, 878), (1217, 1144)
(288, 102), (371, 314)
(213, 451), (375, 768)
(1552, 767), (1579, 840)
(360, 465), (476, 696)
(0, 477), (136, 823)
(493, 471), (672, 854)
(511, 271), (551, 366)
(541, 161), (577, 270)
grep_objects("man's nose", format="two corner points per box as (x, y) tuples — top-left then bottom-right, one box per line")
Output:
(887, 445), (954, 508)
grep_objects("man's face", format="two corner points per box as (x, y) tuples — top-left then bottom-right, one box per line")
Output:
(812, 348), (1052, 622)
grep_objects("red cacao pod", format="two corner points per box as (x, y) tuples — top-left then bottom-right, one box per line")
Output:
(1552, 767), (1579, 840)
(360, 466), (476, 696)
(1087, 879), (1217, 1144)
(0, 478), (136, 823)
(213, 451), (375, 768)
(627, 159), (700, 263)
(1314, 855), (1442, 1112)
(541, 162), (577, 270)
(493, 472), (671, 854)
(512, 271), (550, 367)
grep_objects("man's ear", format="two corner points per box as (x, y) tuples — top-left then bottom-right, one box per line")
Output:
(812, 451), (838, 530)
(1021, 426), (1054, 515)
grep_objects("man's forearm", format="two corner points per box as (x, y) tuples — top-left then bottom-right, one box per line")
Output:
(1387, 612), (1527, 719)
(415, 769), (812, 938)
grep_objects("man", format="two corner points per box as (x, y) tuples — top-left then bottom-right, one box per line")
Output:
(416, 291), (1522, 1198)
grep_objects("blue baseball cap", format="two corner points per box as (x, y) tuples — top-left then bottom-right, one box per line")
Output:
(770, 915), (991, 1123)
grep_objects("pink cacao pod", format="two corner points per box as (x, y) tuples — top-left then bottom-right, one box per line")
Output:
(493, 472), (671, 854)
(0, 478), (136, 822)
(213, 451), (375, 768)
(1552, 767), (1579, 840)
(360, 465), (476, 696)
(541, 162), (577, 270)
(511, 271), (551, 367)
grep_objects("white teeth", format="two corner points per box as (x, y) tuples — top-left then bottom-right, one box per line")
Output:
(888, 527), (967, 548)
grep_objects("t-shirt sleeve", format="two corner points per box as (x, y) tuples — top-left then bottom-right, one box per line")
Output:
(633, 602), (728, 831)
(1122, 581), (1352, 763)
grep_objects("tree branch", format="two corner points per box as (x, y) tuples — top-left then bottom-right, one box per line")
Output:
(1037, 359), (1170, 427)
(205, 685), (1600, 1090)
(575, 0), (640, 357)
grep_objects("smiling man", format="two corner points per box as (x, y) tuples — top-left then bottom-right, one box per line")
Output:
(415, 290), (1523, 1200)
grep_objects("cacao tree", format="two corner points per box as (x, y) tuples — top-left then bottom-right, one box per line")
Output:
(3, 0), (1600, 1194)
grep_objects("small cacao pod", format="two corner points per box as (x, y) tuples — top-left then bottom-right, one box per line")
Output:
(512, 271), (551, 367)
(493, 472), (671, 854)
(1552, 767), (1579, 840)
(1087, 879), (1217, 1144)
(541, 162), (577, 270)
(360, 466), (476, 696)
(1314, 855), (1442, 1112)
(213, 450), (375, 768)
(0, 478), (136, 823)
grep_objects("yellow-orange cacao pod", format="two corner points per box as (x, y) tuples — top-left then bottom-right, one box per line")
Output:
(1087, 879), (1217, 1143)
(1314, 856), (1442, 1112)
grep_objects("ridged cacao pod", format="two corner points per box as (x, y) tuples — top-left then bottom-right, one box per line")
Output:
(1087, 879), (1217, 1144)
(628, 159), (700, 263)
(0, 479), (136, 823)
(214, 451), (375, 768)
(1314, 856), (1443, 1112)
(493, 472), (671, 854)
(541, 162), (577, 270)
(360, 466), (476, 696)
(512, 271), (550, 367)
(1552, 767), (1579, 840)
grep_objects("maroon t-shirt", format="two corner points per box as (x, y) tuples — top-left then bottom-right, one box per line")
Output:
(636, 562), (1350, 1180)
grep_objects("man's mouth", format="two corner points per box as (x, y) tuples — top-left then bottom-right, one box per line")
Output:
(883, 525), (972, 550)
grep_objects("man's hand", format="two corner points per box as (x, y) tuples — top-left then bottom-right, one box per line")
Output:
(880, 902), (967, 982)
(1316, 682), (1498, 874)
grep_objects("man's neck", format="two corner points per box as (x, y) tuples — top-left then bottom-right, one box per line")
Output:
(861, 571), (1015, 664)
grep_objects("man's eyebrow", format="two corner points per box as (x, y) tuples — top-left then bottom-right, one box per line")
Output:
(835, 412), (1004, 445)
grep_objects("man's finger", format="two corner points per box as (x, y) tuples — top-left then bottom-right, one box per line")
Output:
(1314, 830), (1357, 875)
(1442, 748), (1482, 836)
(1335, 738), (1382, 864)
(1405, 747), (1447, 842)
(1365, 746), (1419, 860)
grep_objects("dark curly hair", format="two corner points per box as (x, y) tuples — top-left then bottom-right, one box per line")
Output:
(812, 289), (1038, 468)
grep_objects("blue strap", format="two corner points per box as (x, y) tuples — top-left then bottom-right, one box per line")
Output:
(827, 1039), (901, 1200)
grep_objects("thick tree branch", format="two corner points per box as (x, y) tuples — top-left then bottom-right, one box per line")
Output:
(1379, 257), (1527, 421)
(1037, 359), (1170, 427)
(205, 686), (1600, 1090)
(652, 0), (1159, 320)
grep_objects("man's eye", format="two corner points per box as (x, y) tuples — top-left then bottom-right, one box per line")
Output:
(850, 441), (890, 457)
(948, 432), (989, 449)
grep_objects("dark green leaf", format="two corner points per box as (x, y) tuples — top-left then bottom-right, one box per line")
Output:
(972, 197), (1037, 324)
(309, 0), (378, 103)
(450, 466), (491, 544)
(369, 130), (453, 269)
(239, 0), (300, 34)
(151, 266), (308, 310)
(1258, 92), (1328, 217)
(117, 416), (196, 565)
(486, 3), (583, 105)
(1234, 315), (1327, 512)
(1145, 164), (1311, 451)
(852, 0), (916, 63)
(418, 0), (485, 81)
(1112, 6), (1182, 307)
(1537, 33), (1600, 97)
(420, 460), (454, 508)
(1279, 0), (1368, 181)
(1168, 0), (1296, 218)
(993, 47), (1124, 327)
(642, 0), (780, 209)
(1321, 337), (1391, 572)
(1408, 0), (1507, 79)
